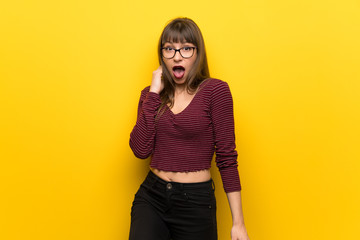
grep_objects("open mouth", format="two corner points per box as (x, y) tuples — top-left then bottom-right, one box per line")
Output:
(172, 66), (185, 79)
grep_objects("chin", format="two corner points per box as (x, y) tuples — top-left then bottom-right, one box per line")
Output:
(172, 76), (187, 85)
(173, 79), (186, 85)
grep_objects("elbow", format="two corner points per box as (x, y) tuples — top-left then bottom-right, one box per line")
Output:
(129, 140), (152, 159)
(133, 150), (151, 159)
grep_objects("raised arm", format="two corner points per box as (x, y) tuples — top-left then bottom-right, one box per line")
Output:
(129, 66), (164, 159)
(129, 87), (161, 159)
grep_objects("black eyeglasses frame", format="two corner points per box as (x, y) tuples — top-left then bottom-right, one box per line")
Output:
(161, 47), (197, 59)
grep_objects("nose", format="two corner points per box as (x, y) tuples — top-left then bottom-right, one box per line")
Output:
(173, 50), (182, 61)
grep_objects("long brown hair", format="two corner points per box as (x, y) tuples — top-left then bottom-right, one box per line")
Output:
(157, 17), (210, 114)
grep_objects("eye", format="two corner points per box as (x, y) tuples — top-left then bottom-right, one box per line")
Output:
(182, 47), (192, 51)
(164, 47), (173, 51)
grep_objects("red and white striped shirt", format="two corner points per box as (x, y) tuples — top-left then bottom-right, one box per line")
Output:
(130, 78), (241, 192)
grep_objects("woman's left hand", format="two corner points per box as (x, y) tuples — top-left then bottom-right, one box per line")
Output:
(231, 224), (250, 240)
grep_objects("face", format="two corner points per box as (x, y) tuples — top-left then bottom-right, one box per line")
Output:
(162, 41), (197, 86)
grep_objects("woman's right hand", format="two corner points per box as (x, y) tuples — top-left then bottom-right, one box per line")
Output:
(149, 65), (164, 94)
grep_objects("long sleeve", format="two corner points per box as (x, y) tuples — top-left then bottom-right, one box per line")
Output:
(129, 86), (162, 159)
(210, 81), (241, 193)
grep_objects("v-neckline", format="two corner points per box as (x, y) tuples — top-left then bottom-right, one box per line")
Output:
(167, 91), (198, 116)
(166, 79), (210, 116)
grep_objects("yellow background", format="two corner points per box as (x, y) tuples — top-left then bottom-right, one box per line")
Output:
(1, 0), (359, 239)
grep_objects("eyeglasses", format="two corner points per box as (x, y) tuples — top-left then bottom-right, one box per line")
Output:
(161, 46), (197, 59)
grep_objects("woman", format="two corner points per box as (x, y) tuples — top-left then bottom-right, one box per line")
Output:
(129, 17), (250, 240)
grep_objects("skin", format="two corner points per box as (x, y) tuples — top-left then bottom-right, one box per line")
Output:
(149, 41), (250, 240)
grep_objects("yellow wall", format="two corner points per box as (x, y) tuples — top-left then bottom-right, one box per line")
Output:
(1, 0), (359, 239)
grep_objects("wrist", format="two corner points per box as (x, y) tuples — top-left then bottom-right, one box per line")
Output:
(149, 87), (160, 94)
(232, 220), (246, 228)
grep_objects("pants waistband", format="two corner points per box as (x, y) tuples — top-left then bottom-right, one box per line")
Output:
(145, 170), (215, 191)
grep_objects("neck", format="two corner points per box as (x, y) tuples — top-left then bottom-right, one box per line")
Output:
(174, 84), (187, 95)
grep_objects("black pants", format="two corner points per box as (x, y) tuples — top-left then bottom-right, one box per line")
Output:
(129, 170), (218, 240)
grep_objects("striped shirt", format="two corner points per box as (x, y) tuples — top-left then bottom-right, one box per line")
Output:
(129, 78), (241, 192)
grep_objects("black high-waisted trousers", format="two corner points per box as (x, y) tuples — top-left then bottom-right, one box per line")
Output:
(129, 170), (218, 240)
